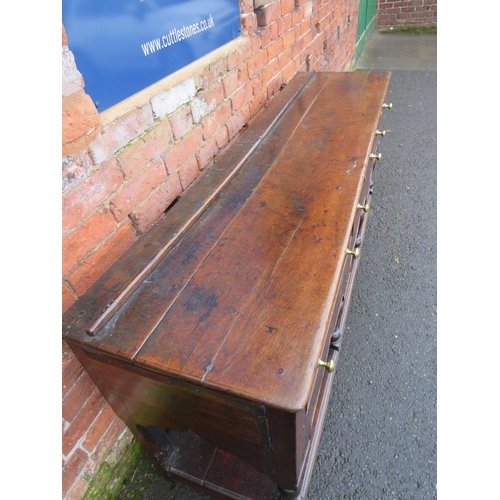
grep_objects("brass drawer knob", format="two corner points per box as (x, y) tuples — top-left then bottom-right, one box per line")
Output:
(370, 153), (382, 160)
(346, 247), (360, 259)
(357, 203), (370, 213)
(376, 130), (386, 136)
(317, 358), (336, 373)
(382, 103), (393, 109)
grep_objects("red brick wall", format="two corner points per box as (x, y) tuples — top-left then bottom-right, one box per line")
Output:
(62, 1), (358, 498)
(376, 0), (437, 29)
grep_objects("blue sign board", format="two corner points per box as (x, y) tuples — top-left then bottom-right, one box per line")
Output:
(63, 0), (241, 111)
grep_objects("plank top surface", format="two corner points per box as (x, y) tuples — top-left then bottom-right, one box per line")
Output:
(63, 71), (391, 411)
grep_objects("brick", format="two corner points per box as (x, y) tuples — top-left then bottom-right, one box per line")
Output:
(83, 418), (128, 477)
(222, 70), (242, 97)
(260, 22), (279, 48)
(191, 97), (210, 123)
(62, 159), (123, 235)
(227, 38), (252, 70)
(241, 13), (258, 34)
(63, 90), (101, 144)
(82, 404), (117, 453)
(62, 370), (97, 423)
(110, 160), (167, 222)
(151, 78), (196, 120)
(65, 474), (89, 500)
(279, 47), (293, 72)
(178, 157), (201, 190)
(301, 24), (315, 45)
(169, 106), (194, 141)
(239, 104), (252, 126)
(251, 34), (262, 54)
(310, 32), (323, 53)
(62, 352), (84, 398)
(62, 152), (93, 194)
(67, 220), (137, 295)
(62, 448), (88, 497)
(281, 61), (298, 83)
(117, 120), (174, 180)
(163, 127), (203, 174)
(230, 81), (253, 113)
(62, 48), (83, 97)
(62, 388), (104, 456)
(282, 0), (295, 15)
(89, 106), (154, 165)
(201, 101), (232, 141)
(296, 19), (314, 39)
(267, 36), (284, 61)
(291, 36), (305, 59)
(130, 175), (183, 234)
(292, 5), (303, 25)
(202, 82), (225, 111)
(248, 50), (269, 78)
(256, 1), (281, 26)
(278, 13), (292, 36)
(261, 58), (281, 87)
(222, 65), (250, 98)
(63, 208), (116, 276)
(303, 0), (313, 18)
(63, 281), (77, 313)
(249, 87), (268, 120)
(240, 0), (254, 13)
(251, 72), (264, 100)
(196, 139), (217, 171)
(214, 126), (229, 150)
(267, 73), (284, 100)
(226, 112), (247, 141)
(199, 58), (228, 89)
(62, 128), (101, 160)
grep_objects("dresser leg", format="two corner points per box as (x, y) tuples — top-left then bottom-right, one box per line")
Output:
(278, 486), (300, 499)
(134, 424), (176, 470)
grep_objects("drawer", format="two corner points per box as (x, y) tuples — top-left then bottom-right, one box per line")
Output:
(348, 173), (372, 250)
(304, 333), (340, 440)
(347, 128), (382, 251)
(328, 256), (352, 347)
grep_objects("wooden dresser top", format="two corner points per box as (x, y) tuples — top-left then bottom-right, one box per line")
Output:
(63, 71), (391, 411)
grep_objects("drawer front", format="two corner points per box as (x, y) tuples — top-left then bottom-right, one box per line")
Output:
(328, 256), (352, 346)
(348, 180), (371, 252)
(304, 333), (338, 443)
(347, 135), (379, 251)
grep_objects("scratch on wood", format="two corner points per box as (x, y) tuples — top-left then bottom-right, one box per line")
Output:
(265, 215), (304, 296)
(200, 262), (275, 382)
(346, 161), (357, 173)
(200, 216), (304, 380)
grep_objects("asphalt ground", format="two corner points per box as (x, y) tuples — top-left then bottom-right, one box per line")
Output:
(116, 35), (437, 500)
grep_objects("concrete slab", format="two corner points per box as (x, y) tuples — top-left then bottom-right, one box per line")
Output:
(355, 30), (437, 72)
(357, 56), (420, 71)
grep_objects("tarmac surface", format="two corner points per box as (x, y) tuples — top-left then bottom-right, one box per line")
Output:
(116, 31), (437, 500)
